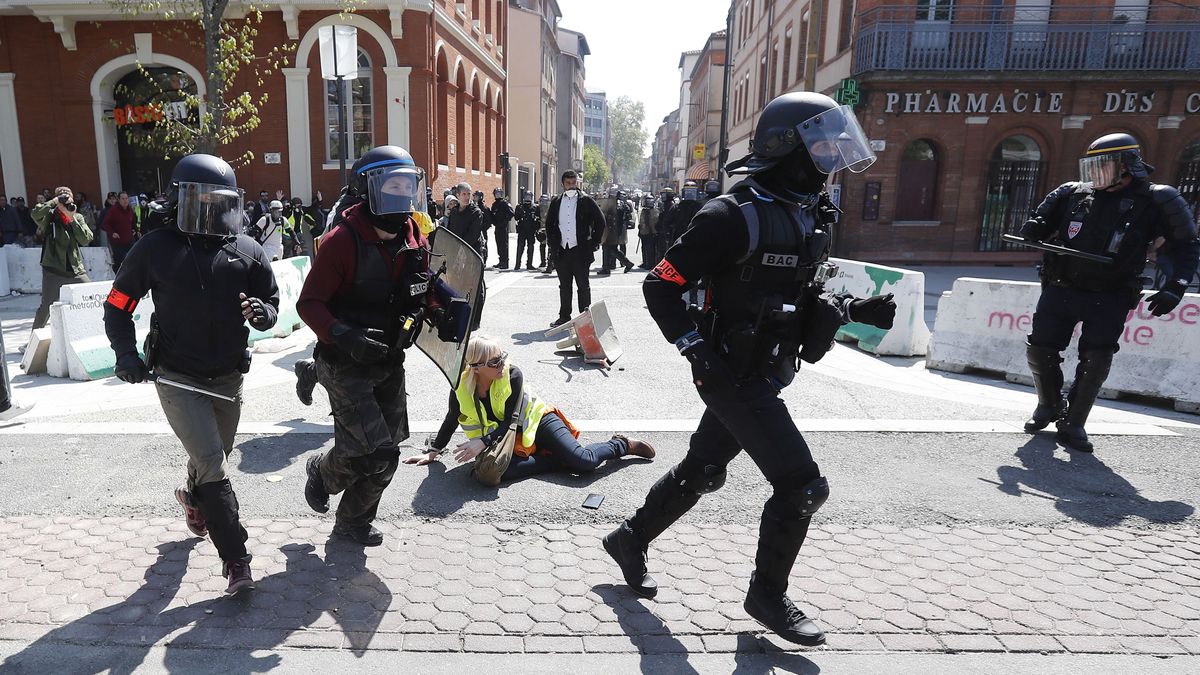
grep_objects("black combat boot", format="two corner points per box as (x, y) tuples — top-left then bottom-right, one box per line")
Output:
(332, 522), (384, 546)
(1024, 343), (1066, 432)
(1056, 349), (1114, 453)
(744, 481), (827, 647)
(606, 464), (718, 597)
(305, 454), (330, 513)
(294, 358), (318, 406)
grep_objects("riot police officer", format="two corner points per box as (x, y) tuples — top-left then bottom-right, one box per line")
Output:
(513, 193), (540, 270)
(490, 187), (515, 270)
(637, 193), (659, 268)
(603, 92), (896, 646)
(1018, 133), (1198, 452)
(103, 154), (280, 594)
(665, 180), (705, 244)
(296, 145), (437, 546)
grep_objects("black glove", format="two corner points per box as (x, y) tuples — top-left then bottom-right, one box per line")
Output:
(1017, 217), (1044, 240)
(330, 322), (389, 364)
(240, 293), (269, 329)
(1146, 281), (1186, 317)
(849, 293), (897, 329)
(115, 352), (149, 384)
(680, 336), (734, 392)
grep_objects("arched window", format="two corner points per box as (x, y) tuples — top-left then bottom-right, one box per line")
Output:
(326, 49), (373, 163)
(979, 134), (1045, 251)
(1176, 139), (1200, 213)
(435, 50), (449, 166)
(895, 139), (939, 221)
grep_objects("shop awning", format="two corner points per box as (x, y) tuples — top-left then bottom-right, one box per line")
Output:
(687, 163), (713, 180)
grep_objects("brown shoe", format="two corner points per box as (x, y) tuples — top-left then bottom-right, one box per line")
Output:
(223, 560), (254, 594)
(175, 485), (207, 537)
(614, 435), (655, 459)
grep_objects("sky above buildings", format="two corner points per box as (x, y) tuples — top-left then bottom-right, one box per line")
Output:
(556, 0), (730, 154)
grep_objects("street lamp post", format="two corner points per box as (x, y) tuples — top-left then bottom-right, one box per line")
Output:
(319, 25), (359, 188)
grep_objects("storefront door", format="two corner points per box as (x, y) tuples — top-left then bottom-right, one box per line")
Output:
(113, 68), (197, 197)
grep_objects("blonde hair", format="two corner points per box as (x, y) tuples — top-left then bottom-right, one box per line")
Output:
(461, 334), (503, 393)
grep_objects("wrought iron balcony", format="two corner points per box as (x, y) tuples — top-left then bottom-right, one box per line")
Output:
(852, 4), (1200, 75)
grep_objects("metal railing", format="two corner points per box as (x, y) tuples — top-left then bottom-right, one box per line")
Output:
(852, 5), (1200, 74)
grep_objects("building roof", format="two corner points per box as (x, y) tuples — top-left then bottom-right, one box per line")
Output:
(557, 26), (591, 59)
(677, 50), (702, 69)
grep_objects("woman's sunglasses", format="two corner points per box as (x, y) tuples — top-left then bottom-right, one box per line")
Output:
(470, 352), (507, 369)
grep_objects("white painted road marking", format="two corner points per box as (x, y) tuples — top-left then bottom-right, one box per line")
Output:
(0, 419), (1178, 436)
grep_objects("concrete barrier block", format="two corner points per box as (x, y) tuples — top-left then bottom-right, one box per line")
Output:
(19, 328), (51, 374)
(927, 278), (1200, 412)
(0, 247), (10, 296)
(54, 280), (154, 380)
(826, 257), (931, 356)
(3, 247), (114, 293)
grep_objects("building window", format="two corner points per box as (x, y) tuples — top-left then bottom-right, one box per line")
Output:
(758, 52), (769, 107)
(838, 0), (855, 53)
(917, 0), (953, 22)
(782, 27), (793, 87)
(1177, 139), (1200, 214)
(326, 49), (373, 163)
(979, 134), (1045, 251)
(769, 40), (779, 98)
(895, 139), (939, 222)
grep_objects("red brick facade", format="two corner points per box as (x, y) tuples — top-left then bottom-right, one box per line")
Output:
(0, 2), (506, 204)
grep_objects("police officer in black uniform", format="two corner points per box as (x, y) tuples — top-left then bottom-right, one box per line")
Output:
(603, 92), (896, 646)
(103, 153), (280, 594)
(1018, 133), (1198, 452)
(513, 193), (540, 270)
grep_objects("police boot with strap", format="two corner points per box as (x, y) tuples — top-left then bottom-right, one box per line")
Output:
(606, 462), (726, 598)
(744, 476), (828, 647)
(1056, 350), (1114, 453)
(192, 479), (252, 591)
(1025, 343), (1066, 432)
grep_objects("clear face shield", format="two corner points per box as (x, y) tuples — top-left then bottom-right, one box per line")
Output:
(366, 165), (427, 216)
(795, 105), (877, 175)
(681, 187), (700, 201)
(176, 182), (245, 237)
(1079, 154), (1124, 189)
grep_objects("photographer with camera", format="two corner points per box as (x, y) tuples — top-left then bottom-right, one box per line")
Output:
(102, 154), (279, 595)
(31, 187), (93, 329)
(250, 200), (285, 261)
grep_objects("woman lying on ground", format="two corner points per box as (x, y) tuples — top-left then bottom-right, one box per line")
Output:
(404, 335), (655, 481)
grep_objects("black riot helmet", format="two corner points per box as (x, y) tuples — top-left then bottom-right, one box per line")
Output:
(704, 180), (721, 197)
(520, 193), (533, 205)
(493, 187), (505, 199)
(681, 180), (700, 201)
(1080, 132), (1153, 189)
(170, 153), (244, 237)
(726, 92), (875, 187)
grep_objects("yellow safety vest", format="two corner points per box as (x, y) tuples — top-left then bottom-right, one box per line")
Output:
(455, 364), (549, 451)
(412, 210), (436, 236)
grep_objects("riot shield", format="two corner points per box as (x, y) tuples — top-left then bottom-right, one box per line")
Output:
(417, 227), (485, 389)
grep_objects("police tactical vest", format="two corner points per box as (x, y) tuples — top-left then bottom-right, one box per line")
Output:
(1049, 183), (1155, 291)
(706, 188), (831, 328)
(328, 219), (426, 338)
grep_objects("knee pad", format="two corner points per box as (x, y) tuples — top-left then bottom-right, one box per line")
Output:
(768, 474), (829, 520)
(674, 459), (727, 495)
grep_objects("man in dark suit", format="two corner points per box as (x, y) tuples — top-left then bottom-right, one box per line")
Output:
(544, 170), (605, 327)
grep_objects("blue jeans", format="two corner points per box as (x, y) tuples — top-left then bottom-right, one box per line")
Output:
(502, 413), (625, 482)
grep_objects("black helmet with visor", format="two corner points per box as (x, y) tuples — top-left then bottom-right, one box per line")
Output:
(171, 153), (244, 238)
(1080, 132), (1152, 189)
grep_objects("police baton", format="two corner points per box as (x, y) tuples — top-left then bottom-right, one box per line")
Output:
(149, 373), (237, 402)
(1001, 234), (1114, 264)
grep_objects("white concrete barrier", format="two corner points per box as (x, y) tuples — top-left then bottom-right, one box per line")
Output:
(927, 278), (1200, 413)
(3, 246), (114, 293)
(826, 257), (931, 356)
(46, 256), (311, 380)
(0, 247), (10, 296)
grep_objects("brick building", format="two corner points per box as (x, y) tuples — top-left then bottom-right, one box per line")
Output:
(685, 31), (727, 185)
(722, 0), (1200, 264)
(0, 1), (507, 206)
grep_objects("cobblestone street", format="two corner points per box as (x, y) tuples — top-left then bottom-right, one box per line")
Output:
(1, 516), (1198, 670)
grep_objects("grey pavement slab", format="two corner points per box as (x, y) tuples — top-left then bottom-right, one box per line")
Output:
(0, 517), (1198, 666)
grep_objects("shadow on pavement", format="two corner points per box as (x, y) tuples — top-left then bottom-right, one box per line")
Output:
(236, 420), (330, 474)
(591, 583), (701, 675)
(509, 329), (560, 346)
(732, 633), (821, 675)
(2, 539), (392, 674)
(409, 460), (499, 517)
(993, 436), (1194, 526)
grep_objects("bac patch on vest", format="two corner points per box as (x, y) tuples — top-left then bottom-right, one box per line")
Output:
(762, 252), (799, 268)
(1067, 220), (1083, 239)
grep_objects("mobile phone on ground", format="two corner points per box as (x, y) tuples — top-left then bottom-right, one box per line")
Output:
(582, 493), (604, 510)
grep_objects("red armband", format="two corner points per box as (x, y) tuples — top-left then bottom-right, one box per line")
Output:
(106, 287), (139, 313)
(652, 259), (687, 286)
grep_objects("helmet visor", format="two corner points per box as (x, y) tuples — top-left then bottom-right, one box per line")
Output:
(176, 182), (244, 236)
(1079, 154), (1123, 189)
(366, 165), (427, 216)
(795, 105), (876, 174)
(682, 187), (700, 201)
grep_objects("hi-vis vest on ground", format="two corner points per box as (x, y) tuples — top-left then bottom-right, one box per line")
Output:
(455, 365), (550, 456)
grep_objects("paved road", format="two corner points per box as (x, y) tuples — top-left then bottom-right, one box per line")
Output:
(1, 256), (1197, 670)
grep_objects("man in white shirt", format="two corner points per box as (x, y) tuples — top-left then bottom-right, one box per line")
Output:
(252, 200), (285, 261)
(544, 171), (606, 327)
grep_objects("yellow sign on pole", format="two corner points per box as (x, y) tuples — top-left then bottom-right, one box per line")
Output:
(692, 143), (705, 161)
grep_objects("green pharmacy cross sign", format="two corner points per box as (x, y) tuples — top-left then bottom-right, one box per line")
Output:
(835, 78), (861, 107)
